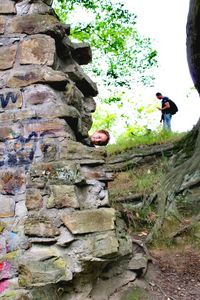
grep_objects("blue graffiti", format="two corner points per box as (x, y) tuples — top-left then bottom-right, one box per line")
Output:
(0, 92), (18, 109)
(0, 131), (57, 167)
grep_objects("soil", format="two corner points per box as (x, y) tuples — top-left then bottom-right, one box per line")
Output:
(118, 246), (200, 300)
(145, 246), (200, 300)
(125, 247), (200, 300)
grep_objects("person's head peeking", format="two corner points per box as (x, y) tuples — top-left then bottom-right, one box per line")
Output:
(90, 130), (110, 146)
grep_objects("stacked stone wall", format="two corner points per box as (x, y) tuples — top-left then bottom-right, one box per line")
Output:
(0, 1), (146, 299)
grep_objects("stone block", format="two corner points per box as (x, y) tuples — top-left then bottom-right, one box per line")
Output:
(0, 16), (6, 34)
(83, 96), (96, 113)
(0, 122), (21, 140)
(23, 118), (67, 136)
(0, 197), (15, 218)
(24, 216), (59, 237)
(23, 84), (57, 106)
(59, 139), (106, 163)
(77, 180), (109, 209)
(29, 161), (84, 186)
(61, 208), (116, 234)
(6, 14), (66, 38)
(47, 185), (79, 209)
(128, 253), (148, 271)
(19, 35), (56, 66)
(61, 37), (92, 65)
(90, 231), (119, 258)
(0, 88), (23, 111)
(7, 65), (69, 89)
(25, 189), (43, 210)
(18, 256), (72, 287)
(81, 165), (113, 182)
(56, 226), (75, 246)
(0, 0), (16, 14)
(0, 169), (25, 195)
(62, 81), (84, 112)
(63, 61), (98, 97)
(0, 44), (17, 70)
(71, 42), (92, 65)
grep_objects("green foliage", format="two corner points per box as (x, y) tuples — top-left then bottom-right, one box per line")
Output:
(53, 0), (158, 88)
(53, 0), (159, 138)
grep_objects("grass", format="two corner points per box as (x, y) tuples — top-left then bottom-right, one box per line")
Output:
(108, 157), (169, 233)
(109, 157), (168, 203)
(107, 129), (187, 154)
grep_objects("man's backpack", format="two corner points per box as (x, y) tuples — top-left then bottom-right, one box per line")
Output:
(168, 99), (178, 115)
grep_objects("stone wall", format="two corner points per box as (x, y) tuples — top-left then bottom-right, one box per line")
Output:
(0, 1), (147, 299)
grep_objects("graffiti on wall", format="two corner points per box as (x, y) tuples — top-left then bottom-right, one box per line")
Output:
(0, 92), (18, 109)
(0, 131), (58, 167)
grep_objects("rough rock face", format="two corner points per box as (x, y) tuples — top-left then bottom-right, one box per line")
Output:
(0, 1), (146, 299)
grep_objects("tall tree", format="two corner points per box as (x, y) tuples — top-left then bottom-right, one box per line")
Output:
(53, 0), (157, 89)
(53, 0), (158, 135)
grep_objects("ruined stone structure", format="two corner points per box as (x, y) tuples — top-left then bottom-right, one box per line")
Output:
(0, 1), (148, 299)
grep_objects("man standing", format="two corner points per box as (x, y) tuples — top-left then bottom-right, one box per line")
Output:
(156, 92), (172, 131)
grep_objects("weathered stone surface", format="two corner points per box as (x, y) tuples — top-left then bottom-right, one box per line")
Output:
(0, 255), (17, 280)
(7, 65), (69, 89)
(61, 208), (116, 234)
(79, 112), (93, 137)
(15, 201), (27, 218)
(59, 139), (106, 163)
(0, 36), (21, 46)
(90, 231), (119, 258)
(6, 14), (66, 37)
(81, 165), (113, 182)
(25, 189), (43, 210)
(77, 180), (109, 209)
(62, 81), (84, 112)
(0, 44), (17, 70)
(0, 88), (23, 111)
(23, 84), (57, 106)
(0, 169), (25, 195)
(0, 16), (6, 34)
(0, 0), (16, 14)
(19, 35), (55, 66)
(66, 230), (119, 258)
(0, 123), (21, 139)
(29, 161), (84, 187)
(61, 37), (92, 65)
(27, 2), (53, 15)
(18, 256), (71, 287)
(64, 61), (98, 97)
(90, 270), (136, 300)
(56, 226), (75, 246)
(83, 96), (96, 113)
(71, 42), (92, 65)
(128, 253), (148, 271)
(24, 216), (59, 237)
(1, 229), (29, 252)
(0, 196), (15, 217)
(0, 0), (136, 298)
(47, 185), (79, 209)
(23, 118), (68, 136)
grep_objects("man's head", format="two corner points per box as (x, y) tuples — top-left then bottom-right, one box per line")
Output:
(156, 92), (163, 100)
(90, 130), (110, 146)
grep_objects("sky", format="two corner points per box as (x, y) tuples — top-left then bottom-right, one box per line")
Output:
(123, 0), (200, 132)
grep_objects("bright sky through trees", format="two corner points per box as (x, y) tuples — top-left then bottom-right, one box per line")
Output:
(124, 0), (200, 132)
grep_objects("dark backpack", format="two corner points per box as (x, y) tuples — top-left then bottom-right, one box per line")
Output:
(168, 99), (178, 115)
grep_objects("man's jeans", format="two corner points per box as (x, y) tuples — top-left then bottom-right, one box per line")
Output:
(163, 113), (172, 131)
